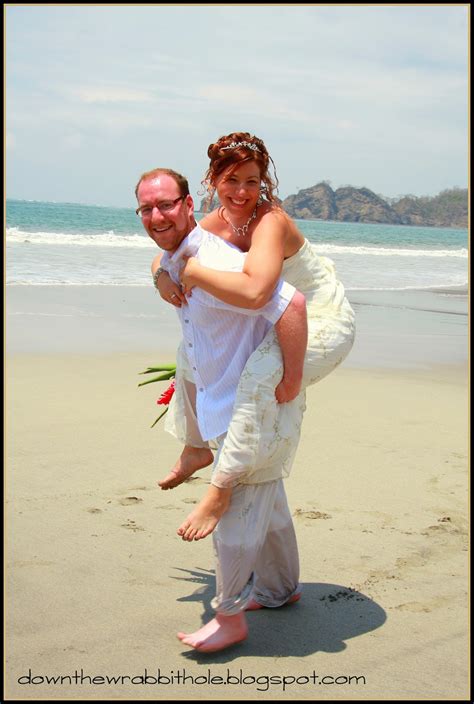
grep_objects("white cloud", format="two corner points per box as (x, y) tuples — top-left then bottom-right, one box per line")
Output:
(197, 84), (313, 124)
(72, 86), (155, 104)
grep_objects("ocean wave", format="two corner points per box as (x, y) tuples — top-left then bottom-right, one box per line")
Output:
(6, 227), (467, 257)
(6, 281), (151, 286)
(7, 280), (467, 291)
(6, 228), (153, 248)
(314, 244), (467, 258)
(348, 282), (468, 294)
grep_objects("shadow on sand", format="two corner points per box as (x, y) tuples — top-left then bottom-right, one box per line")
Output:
(172, 567), (386, 663)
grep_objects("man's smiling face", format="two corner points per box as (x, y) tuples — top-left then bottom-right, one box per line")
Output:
(137, 174), (195, 252)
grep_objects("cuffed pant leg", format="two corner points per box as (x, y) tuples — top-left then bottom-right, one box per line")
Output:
(164, 342), (209, 449)
(211, 481), (280, 615)
(180, 377), (210, 449)
(252, 480), (301, 607)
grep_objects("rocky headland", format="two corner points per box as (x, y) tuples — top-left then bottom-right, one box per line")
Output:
(281, 183), (467, 228)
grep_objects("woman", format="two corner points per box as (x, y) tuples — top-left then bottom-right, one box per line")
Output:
(154, 131), (355, 491)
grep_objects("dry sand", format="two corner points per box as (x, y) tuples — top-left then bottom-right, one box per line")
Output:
(5, 352), (469, 700)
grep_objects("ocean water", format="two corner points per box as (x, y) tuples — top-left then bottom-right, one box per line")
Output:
(6, 199), (468, 292)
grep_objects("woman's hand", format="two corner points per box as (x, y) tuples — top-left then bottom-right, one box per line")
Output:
(179, 255), (199, 294)
(155, 270), (187, 308)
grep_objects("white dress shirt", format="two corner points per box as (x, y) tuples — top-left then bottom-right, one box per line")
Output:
(160, 224), (296, 441)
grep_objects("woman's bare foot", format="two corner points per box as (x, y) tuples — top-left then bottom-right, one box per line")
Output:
(177, 612), (248, 652)
(177, 485), (232, 541)
(246, 592), (301, 610)
(158, 446), (214, 490)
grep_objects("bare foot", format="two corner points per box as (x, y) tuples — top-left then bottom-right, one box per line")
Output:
(246, 592), (301, 610)
(177, 612), (248, 652)
(158, 446), (214, 490)
(177, 485), (232, 541)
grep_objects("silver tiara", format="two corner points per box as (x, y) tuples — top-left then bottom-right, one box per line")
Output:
(221, 141), (261, 152)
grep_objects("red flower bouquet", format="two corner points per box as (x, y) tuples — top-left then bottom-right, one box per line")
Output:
(138, 364), (176, 428)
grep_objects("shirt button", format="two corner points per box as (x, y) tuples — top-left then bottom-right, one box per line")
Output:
(184, 319), (189, 323)
(188, 342), (193, 347)
(199, 388), (204, 392)
(193, 366), (197, 371)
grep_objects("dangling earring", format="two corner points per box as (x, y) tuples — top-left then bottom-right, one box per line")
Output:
(257, 188), (265, 206)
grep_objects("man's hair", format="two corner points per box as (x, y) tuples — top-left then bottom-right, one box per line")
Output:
(135, 168), (190, 199)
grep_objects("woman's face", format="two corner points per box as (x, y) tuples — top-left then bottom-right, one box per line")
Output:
(215, 161), (261, 215)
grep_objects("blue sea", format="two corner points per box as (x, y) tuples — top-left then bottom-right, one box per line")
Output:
(6, 199), (468, 292)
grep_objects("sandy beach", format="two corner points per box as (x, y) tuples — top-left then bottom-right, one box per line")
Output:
(5, 286), (469, 700)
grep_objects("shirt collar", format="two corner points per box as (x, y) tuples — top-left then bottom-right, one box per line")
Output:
(160, 223), (204, 270)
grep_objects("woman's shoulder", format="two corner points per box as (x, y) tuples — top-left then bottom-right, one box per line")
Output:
(199, 208), (225, 233)
(254, 203), (287, 230)
(254, 204), (305, 257)
(257, 204), (302, 237)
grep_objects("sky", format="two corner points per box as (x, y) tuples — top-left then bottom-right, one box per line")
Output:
(6, 4), (469, 208)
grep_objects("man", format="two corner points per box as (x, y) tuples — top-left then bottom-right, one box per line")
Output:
(136, 168), (306, 653)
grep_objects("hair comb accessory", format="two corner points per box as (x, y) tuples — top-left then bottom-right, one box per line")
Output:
(221, 141), (261, 152)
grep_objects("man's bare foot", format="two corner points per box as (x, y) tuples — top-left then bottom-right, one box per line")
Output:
(177, 612), (248, 652)
(177, 485), (232, 541)
(246, 592), (301, 610)
(158, 446), (214, 490)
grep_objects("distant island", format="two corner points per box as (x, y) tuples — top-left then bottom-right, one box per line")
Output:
(200, 184), (467, 228)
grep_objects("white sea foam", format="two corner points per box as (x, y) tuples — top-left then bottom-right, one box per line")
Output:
(315, 244), (467, 258)
(348, 282), (468, 293)
(6, 228), (153, 248)
(6, 280), (150, 286)
(6, 227), (467, 258)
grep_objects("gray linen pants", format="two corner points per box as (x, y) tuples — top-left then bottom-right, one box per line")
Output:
(211, 473), (301, 615)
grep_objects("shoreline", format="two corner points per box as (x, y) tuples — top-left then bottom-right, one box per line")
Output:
(6, 284), (468, 370)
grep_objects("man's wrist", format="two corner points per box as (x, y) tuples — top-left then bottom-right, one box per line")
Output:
(153, 267), (166, 288)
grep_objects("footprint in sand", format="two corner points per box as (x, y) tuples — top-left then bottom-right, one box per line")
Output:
(119, 497), (143, 506)
(396, 551), (431, 570)
(422, 515), (468, 537)
(121, 519), (145, 532)
(182, 498), (199, 504)
(393, 596), (450, 613)
(293, 508), (332, 520)
(155, 504), (182, 511)
(87, 508), (103, 514)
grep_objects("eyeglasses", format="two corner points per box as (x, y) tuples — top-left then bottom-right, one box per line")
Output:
(136, 196), (185, 218)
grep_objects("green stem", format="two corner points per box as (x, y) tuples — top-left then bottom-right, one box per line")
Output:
(151, 407), (169, 428)
(138, 371), (175, 387)
(138, 365), (177, 375)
